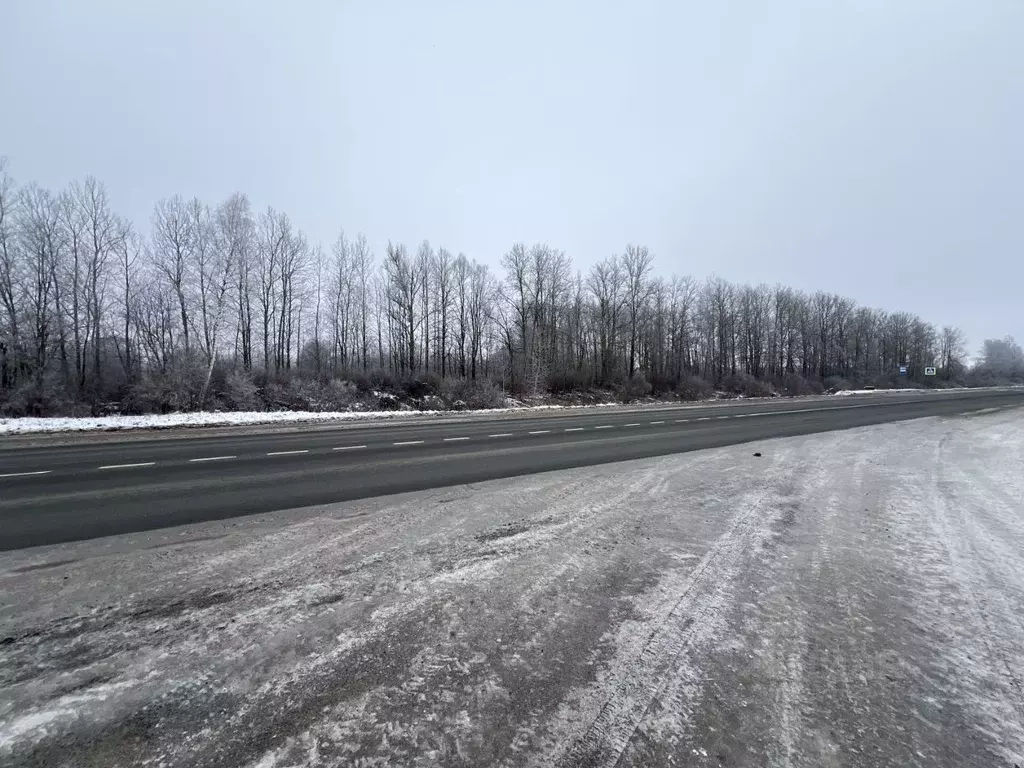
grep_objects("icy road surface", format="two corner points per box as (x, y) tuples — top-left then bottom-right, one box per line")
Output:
(1, 407), (1022, 767)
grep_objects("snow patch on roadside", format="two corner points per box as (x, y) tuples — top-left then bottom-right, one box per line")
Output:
(0, 402), (619, 435)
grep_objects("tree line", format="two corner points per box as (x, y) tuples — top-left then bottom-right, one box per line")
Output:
(0, 159), (1015, 417)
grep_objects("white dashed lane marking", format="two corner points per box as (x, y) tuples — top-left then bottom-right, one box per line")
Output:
(12, 400), (923, 479)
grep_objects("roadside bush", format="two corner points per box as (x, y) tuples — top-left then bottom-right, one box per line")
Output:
(0, 378), (75, 417)
(258, 373), (320, 411)
(721, 373), (776, 399)
(286, 378), (324, 410)
(221, 371), (263, 411)
(345, 370), (373, 394)
(676, 375), (712, 401)
(369, 368), (398, 393)
(123, 377), (182, 414)
(823, 376), (852, 393)
(873, 372), (920, 390)
(617, 374), (652, 403)
(546, 369), (591, 395)
(779, 373), (823, 396)
(322, 379), (361, 410)
(647, 373), (678, 396)
(403, 371), (443, 399)
(440, 377), (506, 410)
(728, 373), (765, 397)
(0, 381), (35, 417)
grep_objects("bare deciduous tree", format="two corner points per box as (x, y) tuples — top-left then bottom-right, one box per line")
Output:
(0, 159), (1008, 416)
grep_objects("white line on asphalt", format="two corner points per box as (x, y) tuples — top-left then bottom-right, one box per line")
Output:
(624, 423), (641, 427)
(393, 440), (424, 446)
(675, 419), (689, 423)
(443, 437), (470, 442)
(0, 470), (52, 479)
(333, 445), (367, 451)
(594, 425), (613, 429)
(565, 427), (584, 432)
(696, 417), (711, 421)
(489, 433), (513, 438)
(529, 430), (551, 435)
(650, 420), (665, 425)
(99, 462), (156, 470)
(716, 415), (731, 420)
(189, 456), (236, 463)
(266, 450), (309, 456)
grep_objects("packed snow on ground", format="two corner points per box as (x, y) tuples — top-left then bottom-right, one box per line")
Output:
(0, 401), (623, 436)
(2, 404), (1022, 766)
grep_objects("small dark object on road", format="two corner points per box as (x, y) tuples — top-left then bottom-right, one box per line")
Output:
(753, 452), (762, 457)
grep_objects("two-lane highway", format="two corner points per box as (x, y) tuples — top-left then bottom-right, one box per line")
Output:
(2, 389), (1022, 550)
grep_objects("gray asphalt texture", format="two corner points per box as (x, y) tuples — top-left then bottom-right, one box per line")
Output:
(2, 389), (1023, 551)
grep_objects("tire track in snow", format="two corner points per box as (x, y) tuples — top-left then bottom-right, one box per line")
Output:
(901, 416), (1024, 765)
(552, 483), (787, 767)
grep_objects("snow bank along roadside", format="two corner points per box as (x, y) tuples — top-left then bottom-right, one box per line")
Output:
(0, 402), (618, 436)
(0, 385), (987, 436)
(1, 407), (1022, 766)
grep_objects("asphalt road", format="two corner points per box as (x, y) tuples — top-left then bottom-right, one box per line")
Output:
(2, 389), (1022, 551)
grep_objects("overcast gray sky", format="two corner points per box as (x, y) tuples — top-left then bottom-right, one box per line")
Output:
(2, 0), (1021, 351)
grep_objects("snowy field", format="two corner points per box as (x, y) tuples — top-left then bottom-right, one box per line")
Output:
(2, 406), (1023, 766)
(0, 386), (979, 435)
